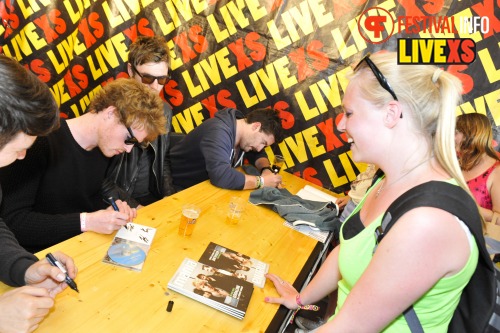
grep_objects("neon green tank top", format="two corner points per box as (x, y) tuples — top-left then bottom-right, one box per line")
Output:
(332, 181), (479, 333)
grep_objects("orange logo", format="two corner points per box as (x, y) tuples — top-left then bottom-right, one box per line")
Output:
(357, 7), (395, 44)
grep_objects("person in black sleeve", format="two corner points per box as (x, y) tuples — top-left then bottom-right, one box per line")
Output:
(0, 54), (77, 333)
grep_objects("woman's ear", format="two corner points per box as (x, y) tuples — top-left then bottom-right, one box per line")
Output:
(384, 101), (403, 128)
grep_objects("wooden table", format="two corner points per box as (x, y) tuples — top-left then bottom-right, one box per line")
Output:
(0, 172), (337, 332)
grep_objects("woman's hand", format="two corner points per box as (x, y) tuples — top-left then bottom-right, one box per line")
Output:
(264, 273), (299, 310)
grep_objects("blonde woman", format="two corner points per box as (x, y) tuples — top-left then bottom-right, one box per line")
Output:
(265, 52), (481, 332)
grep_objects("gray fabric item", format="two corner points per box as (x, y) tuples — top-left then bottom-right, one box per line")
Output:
(339, 199), (357, 223)
(249, 187), (339, 231)
(485, 236), (500, 255)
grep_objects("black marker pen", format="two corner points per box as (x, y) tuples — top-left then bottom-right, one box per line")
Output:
(46, 253), (79, 293)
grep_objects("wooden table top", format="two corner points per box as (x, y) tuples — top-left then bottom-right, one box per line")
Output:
(0, 171), (338, 332)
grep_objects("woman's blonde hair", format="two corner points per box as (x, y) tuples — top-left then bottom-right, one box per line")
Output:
(351, 52), (467, 192)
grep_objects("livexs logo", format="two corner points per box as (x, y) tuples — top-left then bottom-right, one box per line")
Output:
(397, 38), (476, 64)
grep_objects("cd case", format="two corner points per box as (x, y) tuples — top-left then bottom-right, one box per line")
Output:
(102, 222), (156, 272)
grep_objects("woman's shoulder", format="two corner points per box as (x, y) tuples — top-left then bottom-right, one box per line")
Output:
(381, 206), (471, 265)
(465, 157), (499, 180)
(487, 161), (500, 179)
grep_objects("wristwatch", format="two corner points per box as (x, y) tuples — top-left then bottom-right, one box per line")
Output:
(260, 166), (273, 175)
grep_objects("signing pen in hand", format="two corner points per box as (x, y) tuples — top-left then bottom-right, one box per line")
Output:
(46, 253), (79, 293)
(109, 197), (133, 224)
(108, 196), (119, 211)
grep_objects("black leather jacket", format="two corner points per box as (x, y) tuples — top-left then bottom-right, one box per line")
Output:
(105, 103), (174, 206)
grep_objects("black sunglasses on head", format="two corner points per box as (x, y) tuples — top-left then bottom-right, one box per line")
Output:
(132, 65), (170, 85)
(354, 53), (399, 102)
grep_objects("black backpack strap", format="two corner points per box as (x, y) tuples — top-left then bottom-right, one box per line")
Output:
(377, 181), (481, 243)
(374, 181), (485, 333)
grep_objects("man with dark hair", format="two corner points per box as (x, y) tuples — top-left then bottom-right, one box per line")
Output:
(170, 107), (284, 190)
(0, 78), (166, 253)
(107, 35), (175, 206)
(0, 54), (77, 332)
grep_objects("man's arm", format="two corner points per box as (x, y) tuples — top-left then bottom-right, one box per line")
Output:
(254, 156), (272, 172)
(203, 130), (247, 189)
(0, 218), (37, 287)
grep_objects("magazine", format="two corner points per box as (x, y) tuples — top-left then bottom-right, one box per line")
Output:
(167, 258), (254, 320)
(198, 242), (269, 288)
(102, 222), (156, 272)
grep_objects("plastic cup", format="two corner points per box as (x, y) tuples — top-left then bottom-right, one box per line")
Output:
(226, 197), (245, 225)
(178, 204), (201, 236)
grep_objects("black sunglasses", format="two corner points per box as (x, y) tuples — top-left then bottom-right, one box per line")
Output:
(354, 53), (399, 102)
(131, 65), (170, 85)
(125, 127), (149, 148)
(125, 127), (139, 146)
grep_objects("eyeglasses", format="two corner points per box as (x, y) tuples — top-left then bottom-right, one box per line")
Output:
(354, 53), (399, 102)
(131, 65), (170, 85)
(125, 127), (149, 148)
(125, 127), (139, 146)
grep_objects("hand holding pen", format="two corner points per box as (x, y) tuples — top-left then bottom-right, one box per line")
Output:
(80, 199), (135, 234)
(108, 196), (120, 211)
(46, 253), (79, 293)
(24, 251), (78, 297)
(108, 197), (137, 220)
(107, 197), (137, 228)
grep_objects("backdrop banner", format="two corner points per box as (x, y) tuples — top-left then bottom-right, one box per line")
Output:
(1, 0), (498, 194)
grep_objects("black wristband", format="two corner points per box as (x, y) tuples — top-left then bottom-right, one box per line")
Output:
(260, 166), (273, 175)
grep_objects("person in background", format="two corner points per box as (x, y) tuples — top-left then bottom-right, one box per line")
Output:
(0, 54), (77, 333)
(107, 36), (175, 206)
(265, 52), (480, 332)
(336, 164), (378, 222)
(456, 113), (500, 224)
(170, 107), (284, 191)
(0, 78), (166, 253)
